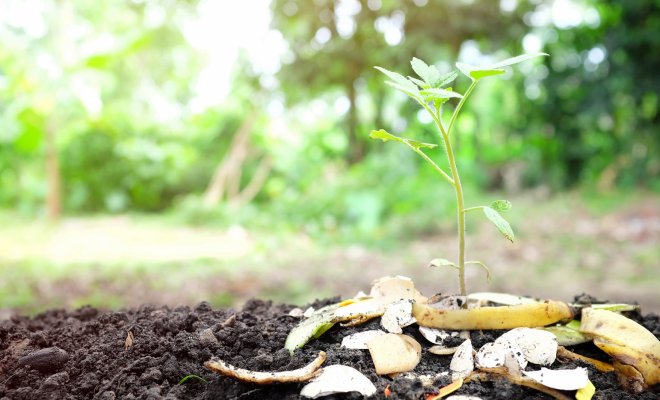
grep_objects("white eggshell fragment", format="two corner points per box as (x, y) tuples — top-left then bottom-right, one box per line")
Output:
(450, 339), (474, 381)
(522, 367), (589, 391)
(480, 336), (527, 370)
(428, 345), (460, 356)
(370, 275), (427, 305)
(341, 330), (386, 350)
(475, 342), (506, 368)
(419, 326), (451, 345)
(367, 334), (422, 375)
(496, 328), (557, 366)
(288, 308), (304, 318)
(381, 300), (415, 334)
(300, 365), (377, 398)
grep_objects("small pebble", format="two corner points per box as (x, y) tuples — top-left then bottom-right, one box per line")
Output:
(18, 347), (69, 372)
(199, 328), (218, 346)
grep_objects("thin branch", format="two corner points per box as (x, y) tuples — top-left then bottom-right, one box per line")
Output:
(447, 81), (478, 136)
(409, 146), (455, 186)
(463, 206), (485, 213)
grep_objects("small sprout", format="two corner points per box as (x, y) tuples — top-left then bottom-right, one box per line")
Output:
(372, 53), (546, 296)
(177, 374), (208, 385)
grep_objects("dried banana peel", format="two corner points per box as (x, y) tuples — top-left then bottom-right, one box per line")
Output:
(579, 307), (660, 392)
(413, 300), (574, 330)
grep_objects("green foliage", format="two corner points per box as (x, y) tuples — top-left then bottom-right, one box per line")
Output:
(178, 375), (208, 385)
(371, 53), (545, 295)
(482, 207), (515, 243)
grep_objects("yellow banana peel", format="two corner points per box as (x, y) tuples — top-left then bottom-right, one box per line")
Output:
(413, 300), (574, 330)
(579, 307), (660, 393)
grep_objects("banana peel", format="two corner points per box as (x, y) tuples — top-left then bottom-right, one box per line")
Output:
(579, 307), (660, 392)
(413, 300), (574, 330)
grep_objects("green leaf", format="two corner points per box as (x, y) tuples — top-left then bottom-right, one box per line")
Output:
(411, 57), (441, 87)
(456, 53), (547, 81)
(284, 303), (341, 354)
(383, 81), (422, 101)
(374, 66), (420, 95)
(407, 76), (427, 88)
(483, 207), (515, 242)
(178, 375), (208, 385)
(489, 52), (549, 69)
(456, 62), (504, 81)
(369, 129), (437, 150)
(421, 88), (463, 100)
(490, 200), (512, 212)
(437, 70), (458, 88)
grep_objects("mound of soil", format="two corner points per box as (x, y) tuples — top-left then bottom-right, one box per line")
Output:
(1, 298), (658, 399)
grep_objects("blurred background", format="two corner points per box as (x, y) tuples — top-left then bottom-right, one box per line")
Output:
(0, 0), (658, 317)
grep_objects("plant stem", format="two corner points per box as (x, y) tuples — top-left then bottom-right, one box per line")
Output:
(441, 130), (467, 297)
(434, 80), (478, 298)
(463, 206), (484, 213)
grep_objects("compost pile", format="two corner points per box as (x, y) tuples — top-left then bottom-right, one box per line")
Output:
(0, 283), (658, 399)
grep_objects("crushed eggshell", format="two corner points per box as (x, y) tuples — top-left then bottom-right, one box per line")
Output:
(370, 275), (427, 305)
(419, 326), (451, 345)
(521, 367), (589, 391)
(381, 300), (416, 334)
(482, 337), (527, 370)
(467, 292), (539, 306)
(428, 345), (461, 356)
(450, 339), (474, 381)
(496, 327), (557, 366)
(288, 308), (304, 318)
(341, 330), (386, 350)
(300, 365), (377, 398)
(475, 342), (506, 369)
(303, 307), (315, 318)
(368, 333), (422, 375)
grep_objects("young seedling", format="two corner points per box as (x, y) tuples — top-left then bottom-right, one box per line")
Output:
(371, 52), (548, 297)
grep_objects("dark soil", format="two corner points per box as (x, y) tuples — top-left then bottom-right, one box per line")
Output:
(1, 297), (658, 400)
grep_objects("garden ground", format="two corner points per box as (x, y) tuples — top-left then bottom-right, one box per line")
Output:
(1, 191), (658, 317)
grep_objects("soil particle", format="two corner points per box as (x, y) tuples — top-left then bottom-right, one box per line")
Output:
(18, 347), (69, 372)
(0, 298), (658, 399)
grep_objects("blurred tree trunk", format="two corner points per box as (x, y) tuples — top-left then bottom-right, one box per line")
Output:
(203, 114), (255, 206)
(203, 112), (271, 207)
(346, 79), (363, 164)
(45, 123), (61, 220)
(45, 0), (74, 221)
